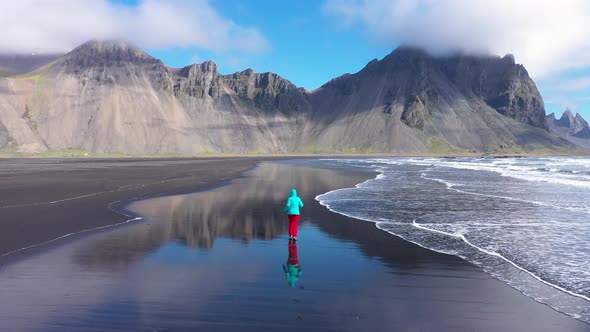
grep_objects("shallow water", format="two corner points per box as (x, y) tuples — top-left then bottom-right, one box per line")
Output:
(0, 162), (588, 331)
(315, 157), (590, 323)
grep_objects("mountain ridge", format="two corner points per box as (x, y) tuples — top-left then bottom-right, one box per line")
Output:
(547, 110), (590, 148)
(0, 40), (575, 155)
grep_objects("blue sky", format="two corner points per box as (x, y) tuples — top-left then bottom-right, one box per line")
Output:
(143, 0), (590, 119)
(143, 0), (392, 90)
(4, 0), (588, 119)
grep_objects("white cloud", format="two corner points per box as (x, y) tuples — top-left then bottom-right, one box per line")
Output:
(322, 0), (590, 79)
(0, 0), (270, 54)
(557, 76), (590, 91)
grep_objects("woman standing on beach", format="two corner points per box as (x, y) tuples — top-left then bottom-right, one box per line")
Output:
(283, 188), (304, 242)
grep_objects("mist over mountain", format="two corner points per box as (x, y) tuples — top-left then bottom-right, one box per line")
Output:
(0, 40), (574, 155)
(0, 53), (62, 77)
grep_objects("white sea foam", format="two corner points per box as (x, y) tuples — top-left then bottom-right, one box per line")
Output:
(402, 158), (590, 188)
(314, 156), (590, 324)
(419, 172), (590, 215)
(411, 220), (590, 303)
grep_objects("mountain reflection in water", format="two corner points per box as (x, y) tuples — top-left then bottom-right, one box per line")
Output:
(72, 162), (364, 270)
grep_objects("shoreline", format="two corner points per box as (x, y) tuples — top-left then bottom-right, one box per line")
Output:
(1, 149), (589, 159)
(128, 161), (589, 330)
(0, 157), (276, 256)
(313, 158), (590, 326)
(0, 160), (588, 330)
(317, 166), (590, 306)
(4, 152), (583, 257)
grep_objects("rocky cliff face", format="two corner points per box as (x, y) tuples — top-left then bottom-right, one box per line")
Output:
(0, 41), (573, 155)
(443, 52), (547, 129)
(547, 110), (590, 148)
(0, 41), (310, 154)
(304, 47), (566, 153)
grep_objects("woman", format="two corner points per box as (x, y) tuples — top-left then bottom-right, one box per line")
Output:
(283, 188), (304, 241)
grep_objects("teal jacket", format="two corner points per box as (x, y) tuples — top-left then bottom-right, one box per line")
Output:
(283, 263), (302, 287)
(283, 189), (304, 215)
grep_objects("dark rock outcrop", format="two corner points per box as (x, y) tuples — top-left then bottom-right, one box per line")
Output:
(440, 52), (547, 129)
(400, 95), (428, 130)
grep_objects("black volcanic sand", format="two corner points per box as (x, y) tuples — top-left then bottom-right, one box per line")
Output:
(0, 162), (588, 331)
(0, 157), (267, 256)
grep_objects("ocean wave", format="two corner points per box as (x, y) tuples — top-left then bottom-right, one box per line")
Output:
(419, 171), (590, 215)
(403, 159), (590, 188)
(314, 156), (590, 324)
(411, 220), (590, 303)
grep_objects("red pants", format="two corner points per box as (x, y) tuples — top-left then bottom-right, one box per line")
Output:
(288, 242), (299, 265)
(288, 214), (300, 238)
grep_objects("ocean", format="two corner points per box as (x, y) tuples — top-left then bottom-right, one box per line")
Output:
(313, 157), (590, 323)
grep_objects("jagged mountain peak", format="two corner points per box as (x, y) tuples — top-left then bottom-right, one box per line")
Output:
(547, 109), (590, 143)
(555, 109), (576, 127)
(199, 60), (218, 72)
(54, 39), (159, 72)
(177, 60), (218, 77)
(501, 54), (516, 65)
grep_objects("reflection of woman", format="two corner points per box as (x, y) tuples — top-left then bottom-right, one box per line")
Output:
(283, 188), (304, 242)
(282, 242), (302, 288)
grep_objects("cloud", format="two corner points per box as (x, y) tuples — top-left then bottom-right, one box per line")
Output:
(0, 0), (270, 54)
(322, 0), (590, 78)
(557, 76), (590, 91)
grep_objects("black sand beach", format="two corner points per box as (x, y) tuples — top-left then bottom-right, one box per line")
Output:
(0, 160), (588, 331)
(0, 158), (265, 255)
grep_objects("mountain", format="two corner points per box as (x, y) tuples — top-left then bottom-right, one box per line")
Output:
(547, 110), (590, 148)
(0, 40), (573, 155)
(0, 53), (62, 77)
(302, 48), (564, 153)
(0, 41), (310, 154)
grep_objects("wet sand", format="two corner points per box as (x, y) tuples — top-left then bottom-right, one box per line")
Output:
(0, 157), (269, 256)
(0, 161), (588, 331)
